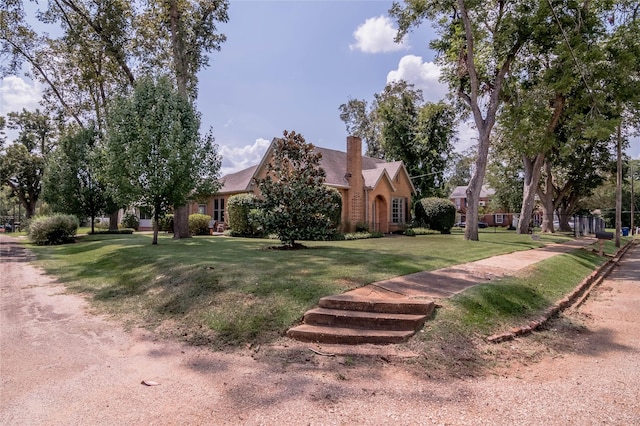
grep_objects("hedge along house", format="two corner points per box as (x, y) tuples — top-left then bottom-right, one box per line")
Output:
(192, 136), (416, 234)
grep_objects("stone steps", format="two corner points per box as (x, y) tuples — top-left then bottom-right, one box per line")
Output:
(286, 324), (416, 345)
(287, 295), (435, 345)
(318, 294), (434, 315)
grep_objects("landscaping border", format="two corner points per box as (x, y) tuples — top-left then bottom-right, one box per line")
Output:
(487, 239), (637, 343)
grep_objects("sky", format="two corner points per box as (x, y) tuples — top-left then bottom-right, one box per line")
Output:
(0, 0), (638, 176)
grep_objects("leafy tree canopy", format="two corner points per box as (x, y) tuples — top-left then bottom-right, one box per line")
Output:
(255, 130), (339, 248)
(104, 75), (221, 244)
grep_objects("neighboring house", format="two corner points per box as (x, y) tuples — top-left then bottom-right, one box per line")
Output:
(450, 185), (514, 227)
(191, 136), (416, 234)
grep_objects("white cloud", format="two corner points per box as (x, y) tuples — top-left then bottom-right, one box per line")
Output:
(350, 16), (408, 54)
(0, 76), (43, 116)
(220, 138), (271, 175)
(387, 55), (449, 102)
(454, 121), (478, 153)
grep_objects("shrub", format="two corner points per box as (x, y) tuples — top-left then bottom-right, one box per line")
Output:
(188, 213), (212, 235)
(122, 212), (139, 230)
(327, 187), (342, 230)
(355, 222), (369, 232)
(343, 231), (384, 240)
(156, 214), (174, 232)
(414, 197), (456, 233)
(227, 194), (262, 236)
(28, 214), (79, 245)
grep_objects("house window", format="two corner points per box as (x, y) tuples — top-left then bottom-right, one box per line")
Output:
(392, 197), (405, 224)
(213, 198), (225, 222)
(479, 201), (486, 207)
(495, 214), (504, 224)
(198, 204), (207, 215)
(139, 207), (153, 220)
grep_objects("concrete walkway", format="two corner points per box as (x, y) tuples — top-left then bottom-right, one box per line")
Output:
(344, 238), (597, 300)
(288, 237), (599, 344)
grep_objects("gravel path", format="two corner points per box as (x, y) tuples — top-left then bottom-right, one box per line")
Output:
(1, 236), (639, 425)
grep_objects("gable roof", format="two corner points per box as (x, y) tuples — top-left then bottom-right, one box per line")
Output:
(219, 165), (257, 193)
(450, 185), (495, 199)
(217, 139), (415, 195)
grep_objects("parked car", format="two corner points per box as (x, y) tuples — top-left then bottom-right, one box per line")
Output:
(455, 221), (488, 228)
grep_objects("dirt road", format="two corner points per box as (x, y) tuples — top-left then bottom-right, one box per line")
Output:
(1, 235), (639, 425)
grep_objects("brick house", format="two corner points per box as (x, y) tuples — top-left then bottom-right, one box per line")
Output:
(191, 136), (416, 234)
(449, 185), (514, 227)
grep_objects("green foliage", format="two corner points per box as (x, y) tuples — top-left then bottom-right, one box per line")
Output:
(415, 198), (456, 233)
(339, 82), (456, 197)
(0, 109), (56, 218)
(156, 214), (174, 232)
(355, 222), (369, 232)
(28, 214), (78, 245)
(327, 187), (342, 230)
(121, 212), (139, 230)
(104, 75), (221, 244)
(43, 127), (109, 233)
(343, 231), (384, 240)
(227, 193), (262, 236)
(255, 130), (339, 247)
(188, 213), (211, 235)
(407, 227), (440, 236)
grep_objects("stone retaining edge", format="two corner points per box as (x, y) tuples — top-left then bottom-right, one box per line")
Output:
(487, 239), (637, 344)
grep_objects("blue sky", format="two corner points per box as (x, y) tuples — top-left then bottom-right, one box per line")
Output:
(0, 0), (638, 176)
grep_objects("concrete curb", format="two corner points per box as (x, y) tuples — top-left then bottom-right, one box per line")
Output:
(487, 239), (637, 344)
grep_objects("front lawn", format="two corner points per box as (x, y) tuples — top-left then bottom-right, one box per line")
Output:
(28, 231), (591, 349)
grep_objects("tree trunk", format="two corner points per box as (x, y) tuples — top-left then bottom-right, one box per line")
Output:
(538, 160), (555, 233)
(26, 199), (36, 220)
(615, 122), (622, 248)
(168, 0), (192, 240)
(153, 209), (159, 245)
(517, 153), (545, 234)
(173, 205), (190, 239)
(464, 127), (491, 241)
(109, 210), (119, 231)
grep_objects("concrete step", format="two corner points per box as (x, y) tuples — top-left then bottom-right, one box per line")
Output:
(304, 307), (427, 331)
(319, 294), (435, 316)
(286, 324), (416, 345)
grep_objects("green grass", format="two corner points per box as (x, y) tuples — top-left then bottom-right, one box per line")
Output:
(25, 229), (610, 350)
(405, 246), (621, 376)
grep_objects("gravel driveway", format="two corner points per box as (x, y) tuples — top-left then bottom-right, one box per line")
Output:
(1, 235), (639, 425)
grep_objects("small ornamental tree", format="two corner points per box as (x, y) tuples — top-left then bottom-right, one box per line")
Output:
(255, 130), (339, 248)
(43, 127), (108, 234)
(104, 75), (221, 245)
(414, 197), (456, 234)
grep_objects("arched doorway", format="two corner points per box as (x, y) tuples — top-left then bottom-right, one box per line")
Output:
(371, 195), (388, 233)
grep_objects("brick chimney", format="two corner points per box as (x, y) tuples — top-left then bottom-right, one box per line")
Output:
(346, 136), (364, 229)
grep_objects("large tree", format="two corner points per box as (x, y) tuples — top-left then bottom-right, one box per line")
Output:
(104, 75), (221, 245)
(338, 98), (382, 158)
(43, 127), (109, 233)
(340, 81), (457, 197)
(0, 109), (57, 218)
(391, 0), (545, 240)
(1, 0), (229, 238)
(255, 130), (338, 249)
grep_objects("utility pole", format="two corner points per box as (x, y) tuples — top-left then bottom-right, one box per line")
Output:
(615, 123), (622, 248)
(632, 162), (635, 236)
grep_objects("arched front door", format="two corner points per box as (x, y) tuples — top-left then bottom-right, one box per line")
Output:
(371, 195), (388, 233)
